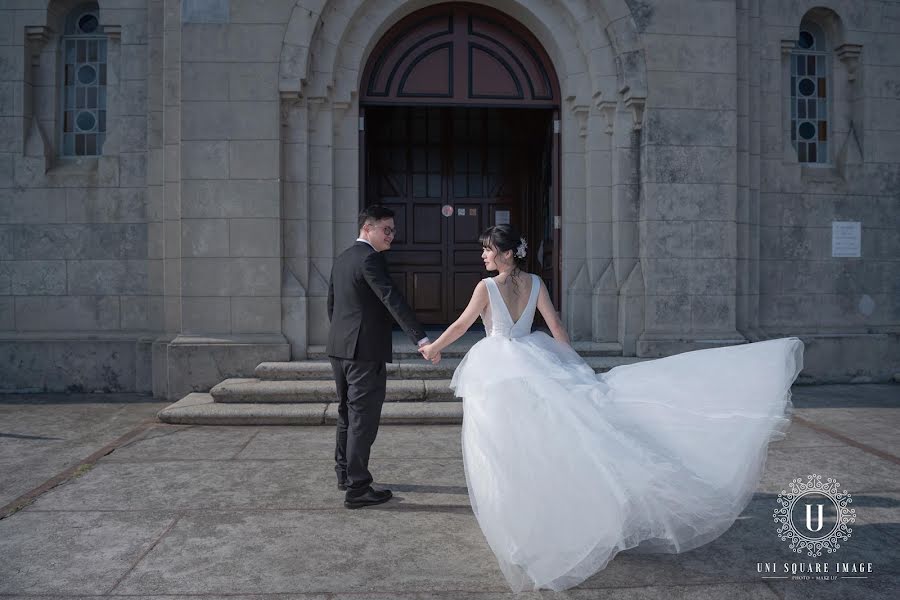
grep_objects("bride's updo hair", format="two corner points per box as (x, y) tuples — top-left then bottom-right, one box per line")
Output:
(479, 224), (527, 272)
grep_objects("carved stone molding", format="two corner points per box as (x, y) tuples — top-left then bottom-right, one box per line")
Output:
(103, 24), (122, 41)
(836, 43), (863, 82)
(571, 104), (589, 137)
(623, 94), (645, 131)
(780, 39), (796, 56)
(25, 25), (51, 45)
(597, 100), (617, 134)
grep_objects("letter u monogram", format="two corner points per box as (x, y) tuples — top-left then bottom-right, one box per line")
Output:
(805, 503), (824, 532)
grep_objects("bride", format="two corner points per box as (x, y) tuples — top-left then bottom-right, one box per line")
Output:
(418, 224), (804, 592)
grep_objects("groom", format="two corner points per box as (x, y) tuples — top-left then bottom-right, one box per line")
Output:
(327, 205), (437, 509)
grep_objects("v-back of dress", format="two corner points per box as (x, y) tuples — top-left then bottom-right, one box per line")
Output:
(482, 274), (540, 338)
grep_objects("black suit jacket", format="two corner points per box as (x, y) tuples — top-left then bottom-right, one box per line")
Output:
(327, 241), (426, 363)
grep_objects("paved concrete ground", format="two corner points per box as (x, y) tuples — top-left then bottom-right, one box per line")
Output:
(0, 384), (898, 599)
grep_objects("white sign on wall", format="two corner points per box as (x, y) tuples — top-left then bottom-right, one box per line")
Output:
(831, 221), (861, 258)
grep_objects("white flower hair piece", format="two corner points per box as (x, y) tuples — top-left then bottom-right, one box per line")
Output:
(515, 237), (527, 259)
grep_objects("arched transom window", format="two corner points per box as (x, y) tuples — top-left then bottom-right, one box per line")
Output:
(61, 3), (107, 156)
(790, 20), (829, 164)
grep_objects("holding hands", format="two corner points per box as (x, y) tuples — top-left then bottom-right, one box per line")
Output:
(417, 339), (441, 364)
(418, 343), (440, 363)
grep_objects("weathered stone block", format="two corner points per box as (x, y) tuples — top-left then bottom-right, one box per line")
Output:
(14, 296), (120, 331)
(231, 295), (280, 333)
(182, 0), (229, 24)
(228, 139), (279, 179)
(781, 226), (829, 260)
(229, 61), (278, 101)
(0, 261), (11, 294)
(640, 221), (692, 258)
(66, 188), (147, 223)
(183, 101), (278, 140)
(67, 260), (149, 295)
(690, 258), (737, 295)
(181, 258), (230, 296)
(182, 61), (230, 101)
(182, 218), (229, 257)
(644, 294), (692, 333)
(229, 218), (279, 257)
(693, 221), (737, 258)
(0, 225), (12, 260)
(182, 296), (231, 333)
(122, 295), (164, 330)
(120, 153), (147, 187)
(0, 339), (138, 393)
(0, 188), (67, 224)
(166, 336), (290, 399)
(643, 34), (736, 74)
(644, 146), (737, 184)
(120, 79), (148, 116)
(691, 295), (736, 331)
(229, 0), (295, 24)
(9, 260), (66, 295)
(641, 258), (690, 294)
(644, 109), (737, 147)
(181, 179), (279, 218)
(0, 296), (12, 329)
(230, 257), (280, 295)
(759, 293), (819, 328)
(643, 183), (736, 222)
(12, 224), (148, 260)
(181, 141), (228, 179)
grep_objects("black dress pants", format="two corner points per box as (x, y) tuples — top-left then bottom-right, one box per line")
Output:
(330, 357), (388, 494)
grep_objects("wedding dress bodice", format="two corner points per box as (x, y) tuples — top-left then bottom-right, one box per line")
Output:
(481, 274), (540, 338)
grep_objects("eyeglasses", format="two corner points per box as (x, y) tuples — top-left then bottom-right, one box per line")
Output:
(368, 224), (396, 236)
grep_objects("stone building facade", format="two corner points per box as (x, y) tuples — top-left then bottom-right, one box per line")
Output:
(1, 0), (897, 399)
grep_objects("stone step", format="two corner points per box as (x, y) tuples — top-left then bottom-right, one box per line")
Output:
(256, 355), (645, 380)
(306, 340), (623, 360)
(210, 378), (457, 403)
(157, 393), (462, 425)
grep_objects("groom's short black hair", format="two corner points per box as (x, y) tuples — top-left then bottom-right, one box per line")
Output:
(358, 205), (395, 230)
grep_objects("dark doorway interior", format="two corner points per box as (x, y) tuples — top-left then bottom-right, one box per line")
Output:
(364, 105), (557, 325)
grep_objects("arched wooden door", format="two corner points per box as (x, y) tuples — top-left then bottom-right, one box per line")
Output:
(360, 3), (560, 324)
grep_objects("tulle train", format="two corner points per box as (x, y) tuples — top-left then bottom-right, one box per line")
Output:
(450, 335), (803, 592)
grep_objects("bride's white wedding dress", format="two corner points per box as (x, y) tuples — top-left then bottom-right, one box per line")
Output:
(450, 273), (803, 592)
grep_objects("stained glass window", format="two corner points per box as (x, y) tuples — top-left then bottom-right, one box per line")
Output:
(790, 21), (828, 164)
(61, 4), (107, 156)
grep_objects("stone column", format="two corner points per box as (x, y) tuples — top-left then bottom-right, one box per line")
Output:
(636, 4), (744, 357)
(163, 0), (289, 399)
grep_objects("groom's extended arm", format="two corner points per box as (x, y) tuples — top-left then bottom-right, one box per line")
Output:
(362, 251), (426, 345)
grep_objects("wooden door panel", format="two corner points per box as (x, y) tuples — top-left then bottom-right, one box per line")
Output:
(366, 106), (553, 324)
(412, 203), (442, 243)
(413, 272), (443, 311)
(451, 203), (481, 243)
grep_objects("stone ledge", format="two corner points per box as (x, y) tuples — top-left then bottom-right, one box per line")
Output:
(256, 355), (647, 380)
(156, 393), (463, 425)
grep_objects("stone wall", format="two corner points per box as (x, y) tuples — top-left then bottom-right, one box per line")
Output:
(0, 0), (897, 396)
(0, 0), (154, 393)
(752, 0), (900, 381)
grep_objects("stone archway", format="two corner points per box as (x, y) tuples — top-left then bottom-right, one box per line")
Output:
(277, 0), (648, 358)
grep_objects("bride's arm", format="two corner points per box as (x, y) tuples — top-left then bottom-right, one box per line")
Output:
(536, 279), (571, 346)
(421, 280), (488, 357)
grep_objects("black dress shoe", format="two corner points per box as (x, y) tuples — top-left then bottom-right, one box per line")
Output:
(337, 481), (347, 491)
(344, 486), (392, 509)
